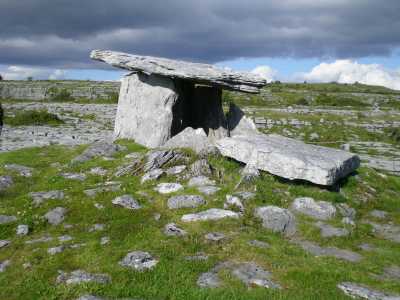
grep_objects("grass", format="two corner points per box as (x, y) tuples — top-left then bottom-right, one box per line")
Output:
(4, 109), (64, 126)
(0, 141), (399, 300)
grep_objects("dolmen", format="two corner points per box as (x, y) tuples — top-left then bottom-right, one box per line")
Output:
(91, 50), (360, 186)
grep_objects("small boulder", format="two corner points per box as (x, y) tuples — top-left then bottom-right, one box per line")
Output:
(16, 224), (29, 236)
(164, 223), (187, 237)
(254, 206), (296, 236)
(167, 195), (206, 209)
(154, 183), (183, 194)
(44, 207), (67, 225)
(112, 195), (141, 210)
(291, 197), (336, 220)
(119, 251), (158, 271)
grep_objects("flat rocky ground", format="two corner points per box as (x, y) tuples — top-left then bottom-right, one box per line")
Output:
(0, 83), (399, 299)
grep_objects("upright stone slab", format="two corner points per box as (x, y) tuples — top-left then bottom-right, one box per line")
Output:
(114, 73), (179, 148)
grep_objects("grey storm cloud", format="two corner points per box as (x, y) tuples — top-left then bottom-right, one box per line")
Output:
(1, 0), (400, 68)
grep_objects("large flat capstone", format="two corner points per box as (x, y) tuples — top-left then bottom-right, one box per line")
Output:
(91, 50), (266, 93)
(216, 134), (360, 186)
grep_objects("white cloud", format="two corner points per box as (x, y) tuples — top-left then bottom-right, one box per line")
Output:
(0, 65), (67, 80)
(251, 65), (277, 82)
(297, 60), (400, 90)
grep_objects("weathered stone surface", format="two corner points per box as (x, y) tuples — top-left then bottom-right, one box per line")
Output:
(114, 73), (179, 148)
(188, 176), (215, 187)
(162, 127), (211, 154)
(144, 150), (186, 172)
(197, 272), (221, 288)
(154, 183), (183, 194)
(248, 240), (270, 249)
(84, 181), (121, 197)
(48, 245), (65, 255)
(119, 251), (158, 271)
(254, 206), (296, 236)
(89, 224), (105, 232)
(44, 207), (67, 225)
(58, 235), (73, 243)
(216, 134), (360, 186)
(378, 266), (400, 281)
(16, 224), (29, 236)
(337, 203), (356, 219)
(25, 236), (53, 244)
(369, 210), (388, 219)
(315, 221), (349, 238)
(5, 164), (33, 177)
(294, 240), (362, 262)
(338, 282), (400, 300)
(0, 260), (10, 273)
(91, 50), (266, 93)
(72, 142), (125, 163)
(185, 252), (209, 261)
(0, 175), (13, 192)
(181, 208), (240, 222)
(60, 172), (86, 181)
(112, 195), (141, 210)
(197, 185), (220, 195)
(57, 270), (111, 285)
(164, 223), (187, 236)
(166, 165), (186, 175)
(189, 159), (212, 177)
(89, 167), (108, 176)
(141, 168), (164, 183)
(224, 195), (245, 213)
(227, 103), (259, 137)
(30, 190), (64, 206)
(0, 240), (10, 248)
(291, 197), (336, 220)
(0, 215), (17, 224)
(205, 232), (226, 242)
(167, 195), (206, 209)
(367, 221), (400, 243)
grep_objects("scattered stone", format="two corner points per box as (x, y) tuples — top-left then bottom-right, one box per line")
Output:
(197, 185), (220, 195)
(114, 160), (142, 177)
(342, 217), (356, 226)
(0, 175), (13, 192)
(167, 195), (206, 209)
(291, 197), (336, 220)
(23, 262), (32, 269)
(0, 214), (16, 225)
(100, 236), (110, 245)
(369, 210), (388, 219)
(72, 141), (126, 163)
(141, 168), (164, 183)
(5, 164), (33, 177)
(70, 243), (87, 249)
(205, 232), (226, 242)
(337, 203), (356, 219)
(359, 243), (377, 252)
(119, 251), (158, 271)
(254, 206), (296, 236)
(89, 167), (108, 176)
(162, 127), (211, 154)
(197, 271), (221, 288)
(44, 207), (67, 225)
(0, 240), (10, 248)
(185, 252), (209, 261)
(189, 159), (212, 177)
(315, 222), (349, 238)
(164, 223), (187, 237)
(57, 270), (111, 285)
(166, 165), (186, 175)
(0, 260), (10, 273)
(58, 235), (73, 242)
(153, 213), (161, 221)
(112, 195), (141, 210)
(94, 203), (104, 210)
(216, 134), (360, 186)
(84, 181), (121, 197)
(224, 195), (245, 213)
(235, 191), (256, 200)
(181, 208), (240, 222)
(248, 240), (270, 249)
(48, 245), (65, 255)
(30, 190), (65, 206)
(188, 176), (215, 187)
(293, 240), (362, 262)
(89, 224), (105, 232)
(154, 182), (183, 194)
(367, 221), (400, 243)
(338, 282), (400, 300)
(378, 266), (400, 281)
(25, 236), (53, 244)
(60, 172), (86, 181)
(16, 224), (29, 236)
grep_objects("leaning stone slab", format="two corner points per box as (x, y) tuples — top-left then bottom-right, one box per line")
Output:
(181, 208), (240, 222)
(91, 50), (266, 93)
(216, 134), (360, 186)
(56, 270), (111, 285)
(338, 282), (400, 300)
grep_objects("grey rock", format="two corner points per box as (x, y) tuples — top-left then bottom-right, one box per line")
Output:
(359, 243), (377, 252)
(0, 175), (13, 192)
(164, 223), (187, 236)
(166, 165), (186, 175)
(89, 224), (105, 232)
(0, 240), (10, 248)
(315, 221), (349, 238)
(167, 195), (206, 209)
(25, 236), (53, 244)
(189, 159), (212, 177)
(254, 206), (296, 236)
(30, 190), (64, 206)
(100, 236), (110, 245)
(181, 208), (240, 222)
(224, 195), (245, 213)
(240, 163), (260, 182)
(58, 235), (73, 242)
(230, 262), (281, 289)
(216, 134), (360, 186)
(197, 185), (220, 195)
(338, 282), (400, 300)
(114, 160), (142, 178)
(368, 222), (400, 243)
(185, 252), (209, 261)
(370, 210), (388, 219)
(112, 195), (141, 210)
(205, 232), (226, 242)
(119, 251), (158, 271)
(144, 150), (186, 172)
(84, 181), (121, 197)
(0, 260), (10, 273)
(72, 141), (125, 163)
(154, 182), (183, 194)
(57, 270), (111, 285)
(227, 103), (259, 137)
(291, 197), (336, 220)
(337, 203), (357, 219)
(89, 167), (108, 176)
(294, 240), (362, 262)
(5, 164), (33, 177)
(16, 224), (29, 236)
(44, 207), (67, 225)
(60, 172), (86, 181)
(48, 245), (65, 255)
(0, 215), (17, 224)
(197, 272), (221, 288)
(248, 240), (270, 249)
(235, 191), (256, 200)
(162, 127), (211, 154)
(91, 50), (266, 93)
(378, 266), (400, 281)
(342, 217), (356, 226)
(188, 176), (215, 187)
(141, 168), (164, 183)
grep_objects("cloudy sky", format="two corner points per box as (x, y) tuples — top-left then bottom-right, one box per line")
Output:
(1, 0), (400, 89)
